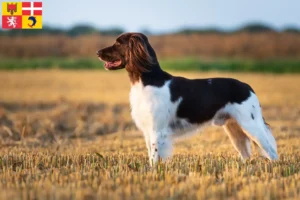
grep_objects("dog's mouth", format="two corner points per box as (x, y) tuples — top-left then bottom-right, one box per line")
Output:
(98, 57), (123, 70)
(104, 60), (122, 69)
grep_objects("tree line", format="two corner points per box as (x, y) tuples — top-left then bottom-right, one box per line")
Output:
(0, 23), (299, 36)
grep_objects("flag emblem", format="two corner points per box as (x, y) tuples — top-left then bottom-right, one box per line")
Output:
(7, 3), (17, 15)
(2, 2), (43, 29)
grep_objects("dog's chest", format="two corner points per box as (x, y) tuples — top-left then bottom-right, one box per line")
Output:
(129, 81), (178, 130)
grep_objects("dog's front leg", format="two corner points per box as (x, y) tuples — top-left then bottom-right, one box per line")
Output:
(143, 131), (151, 160)
(149, 130), (173, 166)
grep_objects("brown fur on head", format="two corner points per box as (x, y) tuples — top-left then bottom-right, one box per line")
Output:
(127, 33), (156, 73)
(97, 32), (159, 83)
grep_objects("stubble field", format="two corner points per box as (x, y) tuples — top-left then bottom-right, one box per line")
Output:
(0, 70), (300, 200)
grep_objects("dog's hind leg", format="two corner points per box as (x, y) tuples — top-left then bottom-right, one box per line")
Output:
(238, 122), (277, 160)
(223, 119), (251, 160)
(229, 92), (278, 160)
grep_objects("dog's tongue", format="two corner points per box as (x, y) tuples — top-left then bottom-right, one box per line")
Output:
(104, 60), (121, 68)
(104, 62), (113, 68)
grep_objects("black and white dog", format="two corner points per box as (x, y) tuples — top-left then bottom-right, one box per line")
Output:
(97, 33), (278, 165)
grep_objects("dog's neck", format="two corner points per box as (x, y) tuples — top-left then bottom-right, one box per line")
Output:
(127, 64), (171, 87)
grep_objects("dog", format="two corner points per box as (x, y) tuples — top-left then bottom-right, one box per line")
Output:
(97, 32), (278, 166)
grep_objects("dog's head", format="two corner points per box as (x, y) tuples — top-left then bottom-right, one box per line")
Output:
(97, 33), (157, 73)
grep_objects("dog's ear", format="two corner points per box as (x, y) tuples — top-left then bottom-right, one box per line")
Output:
(127, 34), (155, 73)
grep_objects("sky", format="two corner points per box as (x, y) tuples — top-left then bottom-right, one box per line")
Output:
(2, 0), (300, 32)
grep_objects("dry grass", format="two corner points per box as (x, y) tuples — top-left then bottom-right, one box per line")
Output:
(0, 70), (300, 200)
(1, 33), (300, 59)
(0, 70), (299, 106)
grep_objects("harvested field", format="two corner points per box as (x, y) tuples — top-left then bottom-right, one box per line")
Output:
(0, 70), (300, 200)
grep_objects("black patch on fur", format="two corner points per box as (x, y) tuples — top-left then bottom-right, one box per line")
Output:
(169, 120), (181, 130)
(141, 68), (171, 87)
(251, 113), (255, 120)
(169, 77), (254, 124)
(169, 119), (189, 132)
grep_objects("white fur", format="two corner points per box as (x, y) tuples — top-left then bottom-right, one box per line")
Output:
(130, 80), (278, 166)
(224, 92), (278, 159)
(130, 80), (179, 164)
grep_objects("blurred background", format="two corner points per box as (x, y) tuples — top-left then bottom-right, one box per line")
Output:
(0, 0), (300, 72)
(0, 0), (299, 143)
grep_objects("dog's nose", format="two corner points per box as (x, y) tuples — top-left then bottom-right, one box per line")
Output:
(97, 50), (102, 57)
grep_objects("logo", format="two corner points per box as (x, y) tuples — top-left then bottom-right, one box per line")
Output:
(7, 16), (18, 28)
(7, 3), (17, 15)
(28, 16), (36, 28)
(22, 2), (42, 16)
(2, 2), (43, 29)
